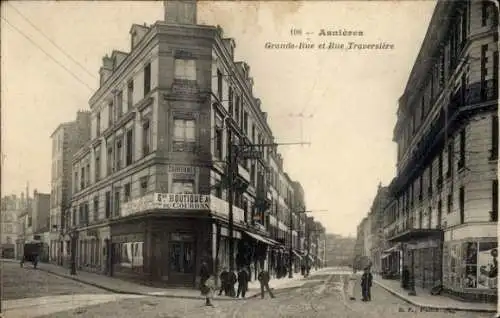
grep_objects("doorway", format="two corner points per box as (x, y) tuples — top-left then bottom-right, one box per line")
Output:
(167, 232), (196, 286)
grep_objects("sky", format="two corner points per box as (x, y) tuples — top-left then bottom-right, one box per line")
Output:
(1, 0), (437, 237)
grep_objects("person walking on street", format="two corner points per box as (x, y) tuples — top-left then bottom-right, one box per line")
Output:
(347, 267), (357, 300)
(228, 269), (237, 297)
(361, 266), (373, 302)
(218, 267), (229, 296)
(258, 267), (275, 299)
(237, 267), (249, 298)
(199, 260), (214, 306)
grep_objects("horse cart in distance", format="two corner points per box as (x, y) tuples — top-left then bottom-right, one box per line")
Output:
(20, 241), (42, 269)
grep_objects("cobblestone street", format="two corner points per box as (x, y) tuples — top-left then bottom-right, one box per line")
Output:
(1, 260), (109, 300)
(35, 271), (492, 318)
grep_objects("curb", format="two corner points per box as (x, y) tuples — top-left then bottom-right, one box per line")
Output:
(374, 280), (496, 313)
(38, 266), (303, 302)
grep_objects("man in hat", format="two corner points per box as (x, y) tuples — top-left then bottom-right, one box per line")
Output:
(360, 266), (373, 301)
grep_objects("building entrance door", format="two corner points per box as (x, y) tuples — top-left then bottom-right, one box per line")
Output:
(167, 232), (196, 286)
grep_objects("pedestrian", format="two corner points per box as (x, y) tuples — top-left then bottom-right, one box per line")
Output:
(237, 267), (249, 298)
(347, 267), (357, 300)
(199, 260), (214, 306)
(228, 269), (237, 297)
(218, 267), (229, 296)
(258, 267), (275, 299)
(361, 266), (373, 302)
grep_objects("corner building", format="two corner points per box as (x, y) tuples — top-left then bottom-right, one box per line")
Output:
(68, 0), (310, 286)
(385, 0), (498, 302)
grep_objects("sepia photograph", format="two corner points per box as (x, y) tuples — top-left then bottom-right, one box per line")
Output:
(0, 0), (499, 317)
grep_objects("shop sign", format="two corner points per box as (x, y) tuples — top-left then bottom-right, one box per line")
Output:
(155, 193), (210, 210)
(168, 165), (197, 179)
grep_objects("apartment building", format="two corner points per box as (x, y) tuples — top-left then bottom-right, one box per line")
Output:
(49, 111), (91, 264)
(64, 0), (319, 286)
(385, 0), (498, 301)
(1, 195), (23, 258)
(368, 184), (389, 274)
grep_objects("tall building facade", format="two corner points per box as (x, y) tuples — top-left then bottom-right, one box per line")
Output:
(61, 0), (321, 286)
(1, 195), (23, 258)
(368, 184), (389, 274)
(325, 234), (356, 267)
(385, 0), (498, 302)
(50, 111), (91, 264)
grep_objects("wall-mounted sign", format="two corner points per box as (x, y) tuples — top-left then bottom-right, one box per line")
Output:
(155, 193), (210, 210)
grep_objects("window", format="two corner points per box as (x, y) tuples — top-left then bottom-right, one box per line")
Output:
(235, 96), (240, 123)
(107, 145), (113, 176)
(172, 180), (194, 194)
(228, 86), (233, 114)
(217, 69), (223, 100)
(74, 171), (78, 192)
(80, 167), (85, 189)
(86, 163), (90, 186)
(72, 207), (77, 226)
(447, 140), (454, 178)
(419, 175), (423, 201)
(116, 90), (123, 119)
(491, 115), (498, 160)
(243, 111), (248, 134)
(144, 63), (151, 95)
(169, 239), (194, 274)
(447, 193), (453, 214)
(114, 190), (121, 217)
(108, 101), (114, 127)
(85, 202), (89, 224)
(93, 196), (99, 221)
(481, 44), (488, 100)
(492, 180), (498, 222)
(126, 129), (134, 166)
(214, 124), (223, 159)
(459, 187), (465, 224)
(96, 112), (101, 137)
(115, 137), (123, 171)
(174, 59), (196, 81)
(124, 183), (131, 202)
(459, 129), (466, 169)
(142, 120), (150, 156)
(95, 147), (100, 182)
(79, 205), (84, 225)
(482, 1), (488, 26)
(140, 176), (149, 196)
(173, 119), (195, 142)
(105, 191), (111, 218)
(127, 80), (134, 110)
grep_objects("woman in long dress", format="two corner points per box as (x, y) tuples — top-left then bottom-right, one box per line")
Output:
(347, 268), (357, 300)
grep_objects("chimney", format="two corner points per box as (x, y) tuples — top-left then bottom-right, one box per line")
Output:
(99, 54), (114, 86)
(164, 0), (197, 25)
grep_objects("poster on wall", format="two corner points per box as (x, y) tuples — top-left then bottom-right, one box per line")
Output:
(477, 242), (498, 289)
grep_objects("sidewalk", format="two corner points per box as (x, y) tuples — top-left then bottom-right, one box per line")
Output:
(373, 275), (497, 313)
(2, 259), (314, 301)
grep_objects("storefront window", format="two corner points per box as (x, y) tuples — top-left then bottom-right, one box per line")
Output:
(463, 242), (478, 288)
(113, 241), (144, 273)
(477, 242), (497, 289)
(169, 233), (195, 274)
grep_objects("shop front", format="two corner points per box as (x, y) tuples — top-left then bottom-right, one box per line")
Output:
(381, 244), (401, 279)
(387, 228), (443, 291)
(442, 235), (497, 302)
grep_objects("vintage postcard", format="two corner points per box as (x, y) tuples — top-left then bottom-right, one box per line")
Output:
(1, 0), (498, 317)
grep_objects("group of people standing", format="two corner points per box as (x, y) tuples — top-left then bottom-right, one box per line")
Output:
(199, 260), (275, 307)
(347, 266), (373, 302)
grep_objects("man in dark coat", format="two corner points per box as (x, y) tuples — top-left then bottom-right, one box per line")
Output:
(237, 267), (250, 298)
(361, 266), (373, 301)
(228, 269), (237, 297)
(199, 260), (213, 306)
(258, 268), (275, 299)
(218, 267), (229, 296)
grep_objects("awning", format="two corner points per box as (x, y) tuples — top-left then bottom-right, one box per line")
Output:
(307, 254), (314, 262)
(381, 253), (391, 259)
(292, 249), (302, 258)
(244, 231), (275, 246)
